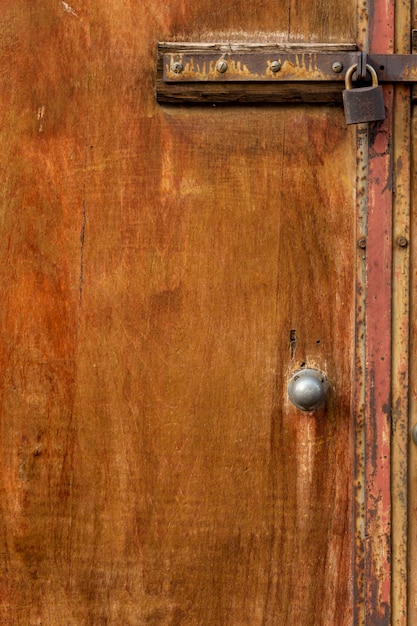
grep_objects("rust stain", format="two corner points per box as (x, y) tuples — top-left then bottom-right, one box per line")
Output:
(364, 87), (393, 624)
(364, 0), (395, 619)
(354, 122), (368, 626)
(163, 51), (343, 83)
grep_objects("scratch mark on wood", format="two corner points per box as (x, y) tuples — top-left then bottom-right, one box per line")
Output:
(61, 2), (78, 17)
(37, 105), (45, 133)
(79, 64), (91, 311)
(78, 199), (86, 306)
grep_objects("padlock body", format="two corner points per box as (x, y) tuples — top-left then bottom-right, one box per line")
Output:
(342, 85), (385, 125)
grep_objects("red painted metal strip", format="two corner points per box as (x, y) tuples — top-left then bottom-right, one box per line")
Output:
(369, 2), (395, 55)
(365, 0), (394, 622)
(365, 104), (393, 624)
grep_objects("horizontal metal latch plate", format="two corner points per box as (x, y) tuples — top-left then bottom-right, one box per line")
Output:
(163, 50), (356, 83)
(156, 43), (417, 104)
(160, 43), (359, 84)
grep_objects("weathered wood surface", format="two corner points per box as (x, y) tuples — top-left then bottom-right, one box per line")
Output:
(0, 1), (356, 623)
(156, 81), (347, 105)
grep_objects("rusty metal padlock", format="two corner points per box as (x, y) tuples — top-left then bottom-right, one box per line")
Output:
(342, 63), (385, 125)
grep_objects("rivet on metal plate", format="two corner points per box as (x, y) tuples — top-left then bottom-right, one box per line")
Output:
(216, 60), (228, 73)
(270, 60), (282, 73)
(172, 62), (184, 74)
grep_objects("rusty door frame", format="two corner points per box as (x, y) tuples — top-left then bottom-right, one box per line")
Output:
(355, 0), (411, 623)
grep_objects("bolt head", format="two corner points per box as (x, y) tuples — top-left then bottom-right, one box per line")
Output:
(216, 60), (228, 73)
(172, 62), (184, 74)
(270, 60), (282, 73)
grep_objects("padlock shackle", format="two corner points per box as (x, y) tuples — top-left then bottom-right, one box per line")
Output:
(345, 63), (379, 90)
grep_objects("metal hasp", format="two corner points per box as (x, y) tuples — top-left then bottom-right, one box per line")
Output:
(287, 368), (330, 412)
(157, 43), (417, 104)
(342, 63), (385, 124)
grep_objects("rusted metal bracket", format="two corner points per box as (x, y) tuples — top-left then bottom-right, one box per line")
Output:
(157, 43), (417, 104)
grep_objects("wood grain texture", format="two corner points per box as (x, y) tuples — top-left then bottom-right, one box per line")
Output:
(0, 1), (356, 623)
(156, 82), (347, 104)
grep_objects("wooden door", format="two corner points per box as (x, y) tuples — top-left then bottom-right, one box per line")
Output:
(0, 1), (408, 624)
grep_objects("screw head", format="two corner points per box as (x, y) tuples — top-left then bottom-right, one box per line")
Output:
(216, 60), (228, 73)
(397, 236), (408, 248)
(270, 60), (282, 73)
(172, 62), (184, 74)
(332, 61), (343, 73)
(358, 238), (367, 249)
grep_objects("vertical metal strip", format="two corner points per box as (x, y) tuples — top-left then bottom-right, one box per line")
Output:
(354, 5), (368, 625)
(354, 124), (368, 626)
(391, 1), (412, 621)
(356, 1), (408, 623)
(365, 107), (393, 625)
(391, 83), (410, 626)
(407, 12), (417, 625)
(408, 99), (417, 626)
(366, 0), (395, 621)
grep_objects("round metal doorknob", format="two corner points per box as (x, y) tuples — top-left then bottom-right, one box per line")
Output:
(287, 368), (330, 411)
